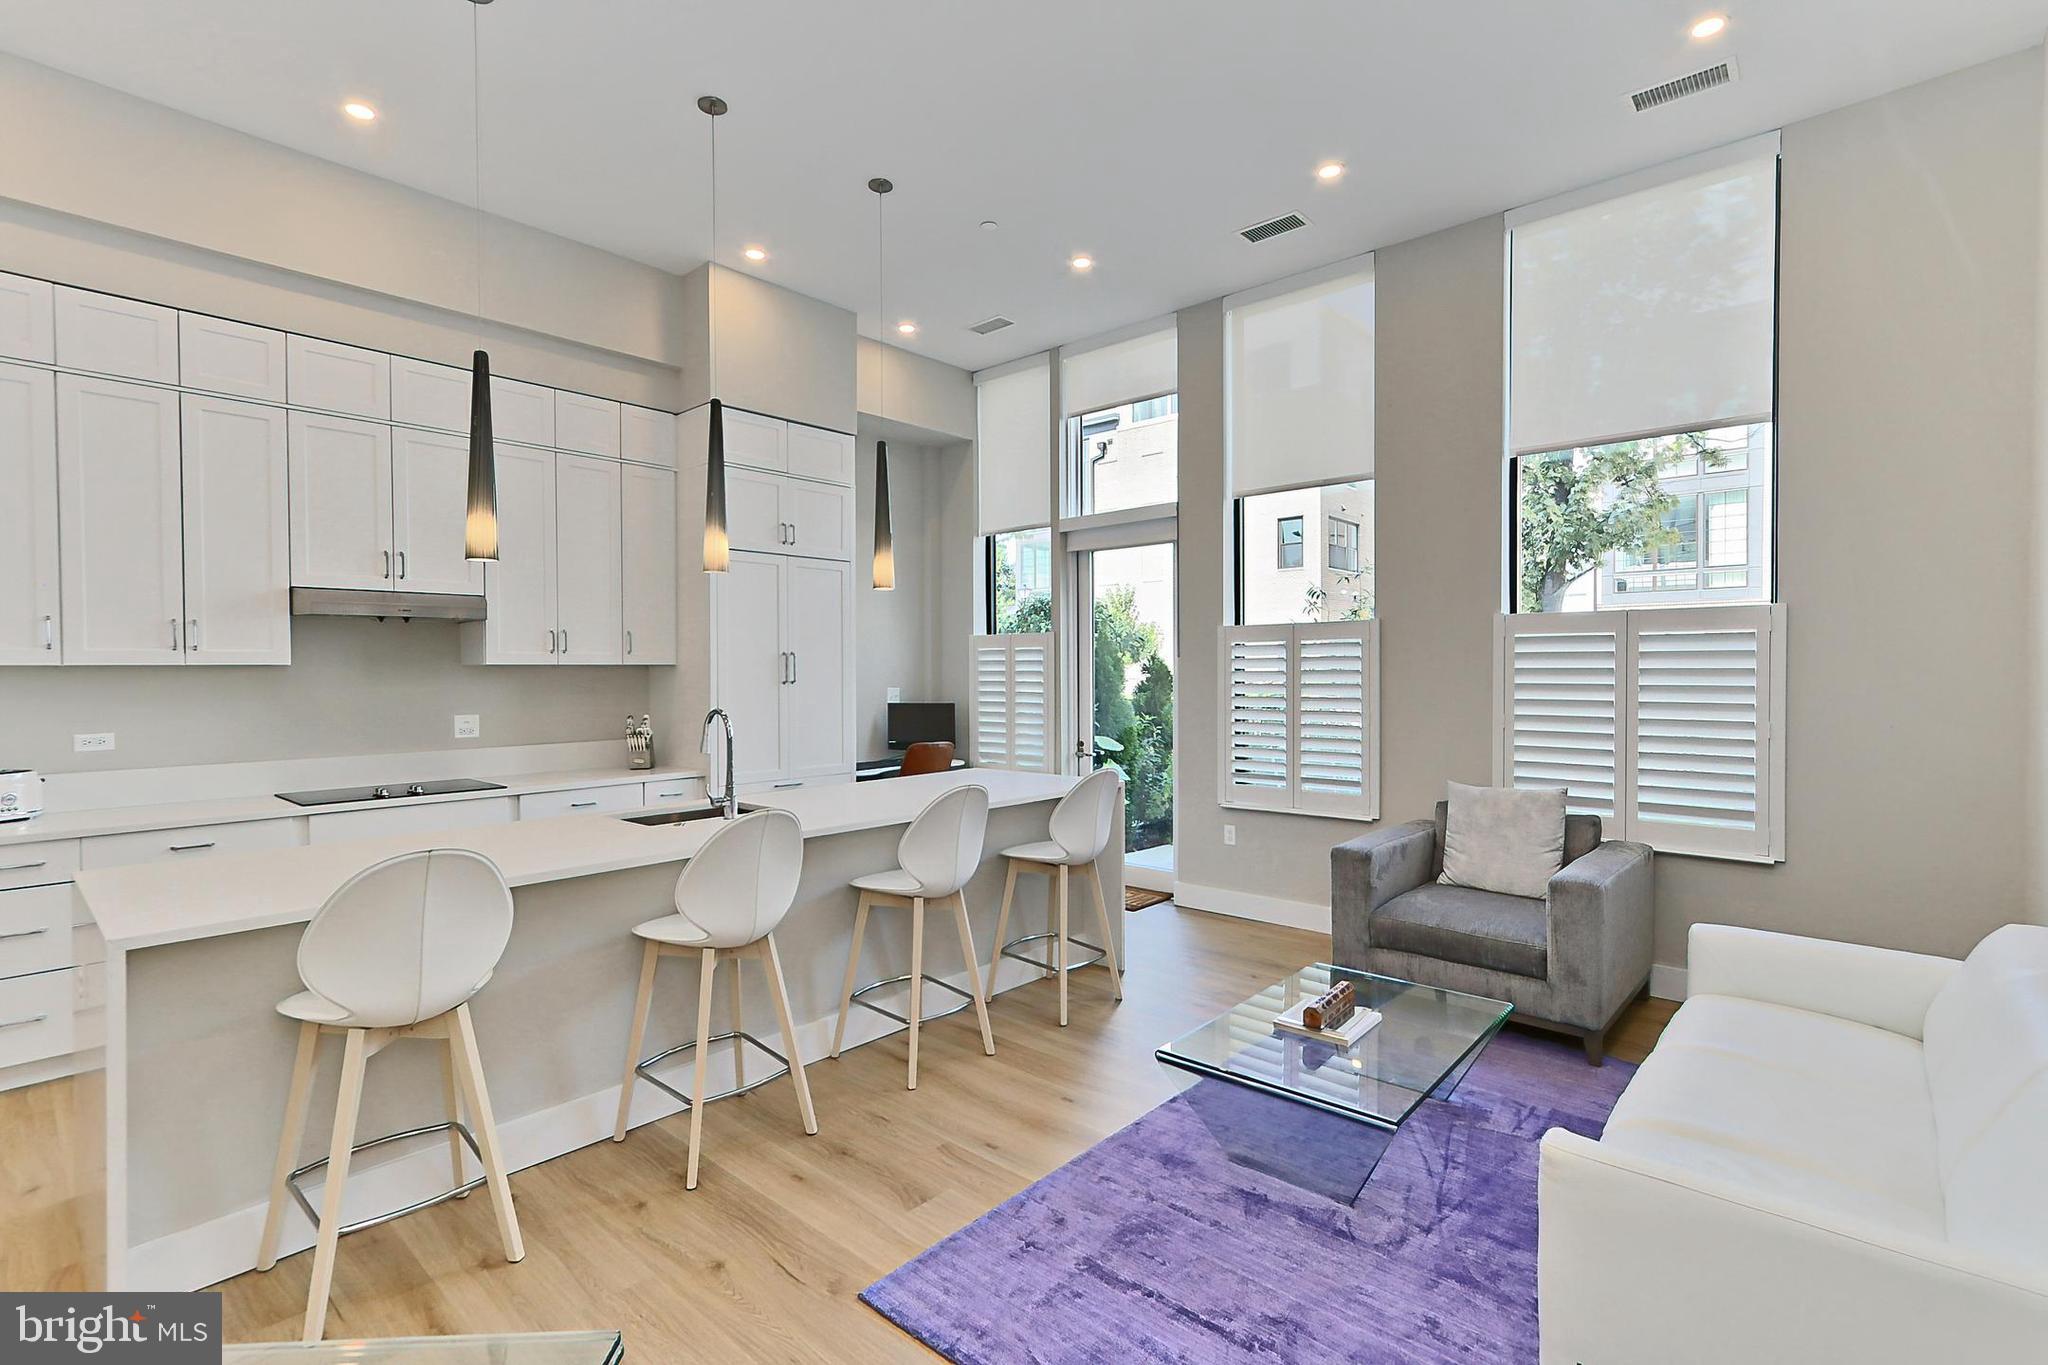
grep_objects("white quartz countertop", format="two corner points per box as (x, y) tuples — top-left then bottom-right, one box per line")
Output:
(0, 763), (708, 845)
(75, 769), (1080, 951)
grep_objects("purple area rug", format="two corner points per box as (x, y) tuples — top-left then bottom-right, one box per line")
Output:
(862, 1030), (1635, 1365)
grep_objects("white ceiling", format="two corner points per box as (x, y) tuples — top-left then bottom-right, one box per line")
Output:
(2, 1), (2043, 371)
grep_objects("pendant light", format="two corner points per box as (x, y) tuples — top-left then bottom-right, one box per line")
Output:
(869, 176), (895, 591)
(462, 0), (499, 561)
(700, 95), (730, 573)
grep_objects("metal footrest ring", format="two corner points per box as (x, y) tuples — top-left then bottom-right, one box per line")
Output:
(634, 1030), (791, 1111)
(849, 972), (974, 1027)
(286, 1120), (486, 1238)
(999, 930), (1107, 974)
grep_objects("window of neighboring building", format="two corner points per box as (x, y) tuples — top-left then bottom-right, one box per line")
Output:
(1235, 479), (1375, 624)
(986, 526), (1053, 633)
(1276, 516), (1304, 569)
(1328, 517), (1361, 572)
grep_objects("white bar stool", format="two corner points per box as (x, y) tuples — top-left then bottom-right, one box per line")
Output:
(830, 784), (996, 1089)
(612, 809), (817, 1189)
(990, 768), (1125, 1027)
(255, 848), (524, 1342)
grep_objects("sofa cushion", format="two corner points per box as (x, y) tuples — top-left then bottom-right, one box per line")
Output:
(1920, 923), (2048, 1270)
(1438, 782), (1567, 900)
(1372, 883), (1548, 978)
(1431, 802), (1600, 878)
(1601, 994), (1945, 1240)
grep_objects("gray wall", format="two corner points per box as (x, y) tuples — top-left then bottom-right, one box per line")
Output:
(682, 265), (859, 434)
(1174, 49), (2043, 966)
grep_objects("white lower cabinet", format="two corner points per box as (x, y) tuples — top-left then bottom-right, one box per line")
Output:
(622, 462), (677, 663)
(518, 783), (645, 821)
(81, 816), (303, 870)
(0, 362), (60, 664)
(180, 394), (291, 665)
(308, 797), (514, 845)
(641, 778), (706, 806)
(56, 375), (187, 664)
(0, 970), (76, 1072)
(712, 550), (855, 788)
(0, 884), (71, 979)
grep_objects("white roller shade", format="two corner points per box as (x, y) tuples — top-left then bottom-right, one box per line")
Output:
(975, 355), (1052, 535)
(1060, 322), (1177, 417)
(1226, 256), (1375, 498)
(1509, 135), (1779, 456)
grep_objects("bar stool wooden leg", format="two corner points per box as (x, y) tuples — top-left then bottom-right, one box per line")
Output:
(450, 1003), (523, 1265)
(831, 891), (871, 1058)
(256, 1020), (319, 1273)
(1085, 863), (1124, 1000)
(684, 948), (717, 1190)
(951, 891), (996, 1055)
(907, 897), (926, 1090)
(438, 1041), (468, 1195)
(1056, 865), (1071, 1027)
(301, 1027), (368, 1342)
(759, 935), (817, 1135)
(613, 940), (660, 1142)
(728, 952), (746, 1089)
(989, 861), (1020, 990)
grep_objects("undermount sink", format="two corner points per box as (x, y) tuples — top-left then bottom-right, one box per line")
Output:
(621, 804), (759, 827)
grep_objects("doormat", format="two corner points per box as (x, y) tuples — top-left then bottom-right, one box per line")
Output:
(1124, 887), (1171, 911)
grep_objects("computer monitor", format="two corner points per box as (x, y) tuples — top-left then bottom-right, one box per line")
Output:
(887, 702), (956, 751)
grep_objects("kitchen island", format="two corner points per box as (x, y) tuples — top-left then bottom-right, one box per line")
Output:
(69, 769), (1120, 1292)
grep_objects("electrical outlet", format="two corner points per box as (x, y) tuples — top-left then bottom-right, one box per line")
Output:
(74, 732), (116, 753)
(453, 714), (480, 740)
(887, 687), (902, 703)
(1222, 824), (1236, 846)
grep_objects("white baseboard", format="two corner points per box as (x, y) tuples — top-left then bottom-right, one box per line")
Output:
(0, 1044), (102, 1094)
(127, 955), (1063, 1293)
(1172, 881), (1331, 934)
(1650, 963), (1687, 1001)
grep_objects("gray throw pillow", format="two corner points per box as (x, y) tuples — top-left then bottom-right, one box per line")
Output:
(1438, 781), (1567, 900)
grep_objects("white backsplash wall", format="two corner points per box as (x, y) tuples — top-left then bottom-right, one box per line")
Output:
(4, 616), (651, 775)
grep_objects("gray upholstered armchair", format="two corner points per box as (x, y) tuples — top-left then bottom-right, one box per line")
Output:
(1330, 802), (1654, 1063)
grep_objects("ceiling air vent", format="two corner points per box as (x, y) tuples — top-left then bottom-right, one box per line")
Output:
(969, 315), (1015, 335)
(1628, 59), (1739, 113)
(1239, 212), (1309, 244)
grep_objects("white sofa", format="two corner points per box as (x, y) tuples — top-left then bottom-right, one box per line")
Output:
(1539, 922), (2048, 1364)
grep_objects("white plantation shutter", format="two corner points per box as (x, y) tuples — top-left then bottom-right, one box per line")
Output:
(969, 633), (1053, 772)
(1495, 605), (1784, 861)
(1220, 620), (1379, 819)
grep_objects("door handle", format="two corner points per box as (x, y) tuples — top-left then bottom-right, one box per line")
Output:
(168, 841), (216, 853)
(548, 629), (557, 654)
(0, 927), (49, 943)
(41, 615), (53, 651)
(397, 550), (407, 580)
(383, 549), (392, 580)
(187, 618), (199, 652)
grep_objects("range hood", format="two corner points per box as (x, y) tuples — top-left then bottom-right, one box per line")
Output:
(290, 587), (487, 621)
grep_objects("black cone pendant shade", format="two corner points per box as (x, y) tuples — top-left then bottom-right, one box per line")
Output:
(703, 398), (729, 572)
(872, 437), (894, 590)
(464, 349), (499, 560)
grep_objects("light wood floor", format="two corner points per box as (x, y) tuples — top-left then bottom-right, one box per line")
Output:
(0, 905), (1675, 1358)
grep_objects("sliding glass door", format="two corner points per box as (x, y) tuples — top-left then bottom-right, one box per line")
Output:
(1075, 541), (1176, 887)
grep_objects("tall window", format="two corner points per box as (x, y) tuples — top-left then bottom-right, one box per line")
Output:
(987, 527), (1052, 633)
(1060, 325), (1178, 518)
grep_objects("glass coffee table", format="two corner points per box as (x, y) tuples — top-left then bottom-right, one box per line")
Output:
(1156, 964), (1512, 1203)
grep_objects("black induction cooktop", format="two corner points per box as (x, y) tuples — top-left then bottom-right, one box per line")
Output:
(275, 778), (507, 807)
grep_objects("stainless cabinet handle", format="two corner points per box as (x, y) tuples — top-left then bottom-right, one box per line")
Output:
(168, 841), (216, 852)
(397, 550), (408, 580)
(41, 615), (53, 651)
(789, 521), (797, 546)
(0, 1014), (48, 1031)
(561, 629), (569, 653)
(655, 790), (686, 799)
(383, 549), (392, 580)
(0, 861), (48, 873)
(789, 651), (797, 685)
(187, 618), (199, 651)
(569, 801), (598, 809)
(0, 927), (49, 943)
(548, 629), (557, 654)
(625, 629), (634, 655)
(772, 780), (803, 789)
(169, 618), (179, 650)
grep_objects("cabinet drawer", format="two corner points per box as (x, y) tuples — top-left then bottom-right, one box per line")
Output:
(179, 313), (287, 401)
(0, 839), (80, 891)
(555, 391), (621, 458)
(723, 408), (786, 472)
(641, 779), (706, 807)
(0, 271), (55, 363)
(308, 796), (514, 845)
(391, 355), (473, 433)
(288, 335), (391, 418)
(82, 817), (301, 870)
(0, 970), (75, 1070)
(489, 376), (554, 447)
(786, 422), (854, 485)
(518, 784), (644, 821)
(621, 405), (676, 467)
(0, 885), (70, 979)
(54, 287), (179, 383)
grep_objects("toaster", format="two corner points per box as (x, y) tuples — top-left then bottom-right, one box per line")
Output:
(0, 769), (43, 822)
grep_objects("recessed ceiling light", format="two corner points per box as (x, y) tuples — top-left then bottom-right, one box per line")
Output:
(897, 321), (918, 335)
(342, 100), (378, 123)
(980, 219), (1000, 231)
(1069, 254), (1094, 273)
(742, 245), (767, 262)
(1689, 13), (1727, 39)
(1315, 160), (1346, 182)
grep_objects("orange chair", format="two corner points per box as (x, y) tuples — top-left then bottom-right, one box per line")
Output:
(898, 741), (955, 777)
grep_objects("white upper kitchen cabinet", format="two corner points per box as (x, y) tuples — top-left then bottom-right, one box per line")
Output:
(782, 556), (855, 780)
(722, 406), (787, 472)
(713, 551), (789, 787)
(178, 314), (287, 402)
(178, 395), (290, 665)
(621, 462), (676, 663)
(289, 411), (394, 591)
(786, 422), (855, 485)
(54, 288), (179, 384)
(287, 335), (390, 419)
(0, 363), (60, 664)
(390, 356), (473, 433)
(621, 404), (677, 467)
(0, 273), (54, 364)
(56, 375), (184, 664)
(468, 443), (558, 665)
(391, 428), (485, 596)
(723, 466), (786, 555)
(554, 391), (621, 459)
(488, 375), (554, 447)
(782, 479), (854, 561)
(554, 453), (623, 664)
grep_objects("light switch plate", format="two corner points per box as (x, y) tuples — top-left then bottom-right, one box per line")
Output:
(453, 714), (480, 739)
(1222, 825), (1236, 846)
(74, 732), (115, 753)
